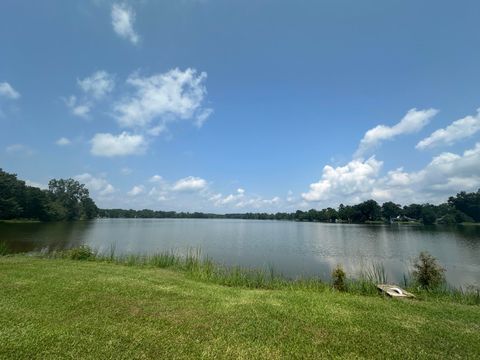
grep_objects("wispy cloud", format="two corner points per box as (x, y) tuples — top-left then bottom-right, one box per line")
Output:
(0, 82), (20, 99)
(78, 70), (115, 100)
(416, 109), (480, 149)
(55, 137), (71, 146)
(111, 3), (140, 45)
(355, 108), (438, 158)
(5, 144), (34, 156)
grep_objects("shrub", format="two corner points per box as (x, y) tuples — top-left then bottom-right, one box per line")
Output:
(332, 265), (346, 291)
(0, 241), (8, 256)
(412, 251), (445, 289)
(68, 245), (95, 260)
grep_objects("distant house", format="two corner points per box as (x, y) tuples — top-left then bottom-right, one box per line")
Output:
(392, 215), (416, 222)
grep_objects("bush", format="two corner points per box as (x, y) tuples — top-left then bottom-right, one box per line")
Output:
(0, 241), (8, 256)
(412, 251), (445, 289)
(332, 265), (346, 291)
(68, 245), (95, 260)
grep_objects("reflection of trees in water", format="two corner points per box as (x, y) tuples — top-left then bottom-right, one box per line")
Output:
(0, 221), (94, 253)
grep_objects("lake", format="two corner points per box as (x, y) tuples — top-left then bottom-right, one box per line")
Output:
(1, 219), (479, 287)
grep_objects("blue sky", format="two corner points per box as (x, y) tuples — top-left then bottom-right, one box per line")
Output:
(1, 0), (479, 212)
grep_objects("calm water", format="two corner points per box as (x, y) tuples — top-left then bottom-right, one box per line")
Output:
(1, 219), (479, 287)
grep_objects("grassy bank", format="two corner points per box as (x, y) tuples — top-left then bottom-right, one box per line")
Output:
(1, 256), (480, 359)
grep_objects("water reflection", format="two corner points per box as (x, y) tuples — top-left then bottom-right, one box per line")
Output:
(0, 219), (479, 287)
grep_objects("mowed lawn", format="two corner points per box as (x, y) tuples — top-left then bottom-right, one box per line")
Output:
(1, 257), (479, 359)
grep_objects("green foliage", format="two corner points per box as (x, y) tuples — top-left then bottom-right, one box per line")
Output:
(412, 251), (446, 289)
(332, 265), (346, 291)
(0, 241), (8, 256)
(0, 169), (98, 222)
(2, 257), (480, 359)
(67, 245), (96, 260)
(448, 190), (480, 222)
(421, 206), (437, 225)
(381, 202), (402, 221)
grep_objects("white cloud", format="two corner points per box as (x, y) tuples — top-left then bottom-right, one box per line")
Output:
(149, 174), (163, 183)
(74, 173), (115, 196)
(0, 82), (20, 99)
(25, 180), (47, 190)
(114, 68), (210, 133)
(78, 71), (115, 100)
(65, 95), (91, 118)
(5, 144), (34, 156)
(172, 176), (207, 192)
(90, 132), (146, 157)
(209, 188), (282, 210)
(416, 109), (480, 149)
(100, 184), (116, 196)
(148, 186), (169, 201)
(302, 143), (480, 206)
(195, 108), (213, 128)
(211, 188), (245, 206)
(355, 108), (438, 158)
(128, 185), (145, 196)
(55, 137), (71, 146)
(302, 157), (383, 202)
(111, 3), (139, 45)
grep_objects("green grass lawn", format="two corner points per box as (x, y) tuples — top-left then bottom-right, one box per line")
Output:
(1, 257), (479, 359)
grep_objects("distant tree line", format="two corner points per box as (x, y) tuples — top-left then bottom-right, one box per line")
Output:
(100, 190), (479, 225)
(0, 169), (98, 221)
(1, 168), (478, 224)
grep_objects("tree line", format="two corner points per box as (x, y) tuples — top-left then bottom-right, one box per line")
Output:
(1, 168), (478, 224)
(0, 169), (98, 221)
(100, 191), (479, 225)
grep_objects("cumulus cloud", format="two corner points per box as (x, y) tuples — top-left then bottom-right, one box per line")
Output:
(111, 3), (139, 44)
(55, 137), (71, 146)
(302, 157), (383, 202)
(172, 176), (207, 192)
(90, 132), (146, 157)
(416, 109), (480, 149)
(355, 108), (438, 158)
(78, 71), (115, 100)
(128, 185), (145, 196)
(114, 68), (212, 133)
(74, 173), (115, 196)
(303, 143), (480, 206)
(0, 82), (20, 99)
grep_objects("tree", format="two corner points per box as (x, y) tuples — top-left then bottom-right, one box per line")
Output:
(0, 169), (25, 219)
(352, 200), (381, 222)
(448, 190), (480, 222)
(420, 205), (437, 225)
(403, 203), (423, 220)
(381, 202), (402, 221)
(48, 178), (90, 220)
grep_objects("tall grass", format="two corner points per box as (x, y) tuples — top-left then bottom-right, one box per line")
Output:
(0, 241), (9, 256)
(40, 245), (479, 304)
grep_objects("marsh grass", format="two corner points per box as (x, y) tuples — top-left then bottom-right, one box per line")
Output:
(0, 241), (8, 256)
(43, 245), (479, 303)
